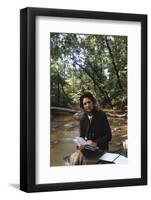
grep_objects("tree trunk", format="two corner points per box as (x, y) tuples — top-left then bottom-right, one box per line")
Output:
(105, 37), (124, 93)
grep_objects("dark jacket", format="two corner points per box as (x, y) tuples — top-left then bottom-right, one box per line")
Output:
(80, 109), (112, 150)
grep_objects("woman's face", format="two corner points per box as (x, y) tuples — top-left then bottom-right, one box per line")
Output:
(82, 97), (94, 113)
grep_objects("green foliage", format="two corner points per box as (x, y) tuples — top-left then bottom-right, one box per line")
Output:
(50, 33), (127, 111)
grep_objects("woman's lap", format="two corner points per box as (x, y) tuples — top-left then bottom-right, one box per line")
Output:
(69, 149), (103, 165)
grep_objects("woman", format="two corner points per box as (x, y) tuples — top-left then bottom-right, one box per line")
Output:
(69, 92), (112, 165)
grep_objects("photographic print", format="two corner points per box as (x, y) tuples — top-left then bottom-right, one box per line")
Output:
(50, 33), (128, 167)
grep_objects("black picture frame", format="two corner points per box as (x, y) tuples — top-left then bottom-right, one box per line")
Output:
(20, 7), (147, 192)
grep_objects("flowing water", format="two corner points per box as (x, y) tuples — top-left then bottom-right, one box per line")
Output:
(50, 112), (79, 166)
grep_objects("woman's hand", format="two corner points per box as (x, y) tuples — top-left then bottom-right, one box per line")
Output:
(79, 144), (85, 150)
(78, 140), (97, 151)
(86, 140), (97, 147)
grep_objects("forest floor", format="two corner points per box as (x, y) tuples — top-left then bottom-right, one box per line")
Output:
(50, 108), (127, 166)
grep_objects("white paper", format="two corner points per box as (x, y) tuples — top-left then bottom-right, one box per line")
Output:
(99, 152), (120, 162)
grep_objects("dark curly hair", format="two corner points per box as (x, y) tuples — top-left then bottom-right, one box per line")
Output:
(80, 92), (96, 109)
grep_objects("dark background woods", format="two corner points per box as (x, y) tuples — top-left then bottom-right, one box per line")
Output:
(50, 33), (127, 112)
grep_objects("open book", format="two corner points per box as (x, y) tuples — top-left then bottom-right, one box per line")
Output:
(73, 136), (99, 151)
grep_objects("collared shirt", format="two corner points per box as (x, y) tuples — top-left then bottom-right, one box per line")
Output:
(87, 114), (93, 123)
